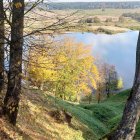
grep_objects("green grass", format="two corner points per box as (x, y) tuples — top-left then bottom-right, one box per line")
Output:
(47, 95), (108, 139)
(47, 89), (140, 139)
(1, 89), (140, 140)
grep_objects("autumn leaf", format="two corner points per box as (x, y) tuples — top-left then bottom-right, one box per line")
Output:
(15, 2), (22, 9)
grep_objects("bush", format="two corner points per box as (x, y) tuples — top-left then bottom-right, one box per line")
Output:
(79, 17), (100, 24)
(86, 18), (94, 23)
(105, 18), (112, 22)
(122, 12), (140, 22)
(78, 19), (85, 23)
(94, 17), (101, 23)
(119, 16), (125, 22)
(96, 27), (113, 34)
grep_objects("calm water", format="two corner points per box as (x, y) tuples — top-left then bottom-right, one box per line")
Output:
(60, 31), (139, 89)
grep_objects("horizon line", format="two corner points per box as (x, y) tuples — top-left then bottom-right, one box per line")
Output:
(49, 0), (140, 2)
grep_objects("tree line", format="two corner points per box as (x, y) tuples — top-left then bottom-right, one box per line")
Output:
(46, 2), (140, 10)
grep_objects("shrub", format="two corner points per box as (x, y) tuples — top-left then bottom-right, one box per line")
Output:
(119, 16), (125, 22)
(86, 18), (94, 23)
(94, 17), (101, 23)
(105, 18), (112, 22)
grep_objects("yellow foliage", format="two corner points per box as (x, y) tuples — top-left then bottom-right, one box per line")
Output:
(27, 37), (99, 100)
(15, 2), (22, 9)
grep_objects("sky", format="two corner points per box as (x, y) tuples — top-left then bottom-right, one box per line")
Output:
(26, 0), (140, 2)
(50, 0), (140, 2)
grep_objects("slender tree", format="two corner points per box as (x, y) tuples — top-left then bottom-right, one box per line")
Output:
(0, 0), (5, 93)
(108, 31), (140, 140)
(3, 0), (25, 125)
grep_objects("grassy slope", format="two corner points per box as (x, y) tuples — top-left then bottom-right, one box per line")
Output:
(51, 89), (140, 140)
(0, 89), (95, 140)
(0, 89), (140, 140)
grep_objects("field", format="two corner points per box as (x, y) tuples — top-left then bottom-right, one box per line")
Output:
(25, 8), (140, 34)
(0, 89), (140, 140)
(76, 8), (140, 33)
(54, 8), (140, 16)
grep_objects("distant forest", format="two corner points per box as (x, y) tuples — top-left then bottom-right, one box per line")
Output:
(37, 2), (140, 10)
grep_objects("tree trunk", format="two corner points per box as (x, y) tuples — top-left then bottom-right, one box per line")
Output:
(106, 82), (110, 98)
(3, 0), (24, 125)
(108, 31), (140, 140)
(98, 92), (101, 104)
(0, 0), (4, 93)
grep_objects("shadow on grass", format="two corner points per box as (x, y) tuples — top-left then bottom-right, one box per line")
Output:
(16, 89), (63, 140)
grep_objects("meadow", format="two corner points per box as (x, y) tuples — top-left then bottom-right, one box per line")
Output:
(24, 8), (140, 35)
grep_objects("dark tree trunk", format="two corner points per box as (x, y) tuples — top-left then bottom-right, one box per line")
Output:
(97, 83), (101, 103)
(0, 0), (5, 93)
(3, 0), (24, 125)
(106, 80), (110, 98)
(98, 92), (101, 104)
(108, 32), (140, 140)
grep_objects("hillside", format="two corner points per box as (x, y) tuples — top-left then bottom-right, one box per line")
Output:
(0, 89), (95, 140)
(52, 89), (140, 139)
(0, 89), (140, 140)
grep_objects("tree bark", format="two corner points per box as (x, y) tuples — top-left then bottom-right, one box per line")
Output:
(3, 0), (24, 125)
(108, 31), (140, 140)
(0, 0), (5, 93)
